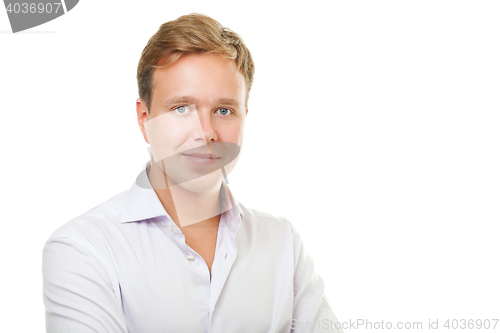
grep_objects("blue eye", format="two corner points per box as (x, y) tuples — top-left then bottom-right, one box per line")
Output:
(218, 108), (231, 115)
(175, 106), (187, 113)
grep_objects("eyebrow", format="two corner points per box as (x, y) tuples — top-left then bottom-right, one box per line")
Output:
(162, 96), (241, 108)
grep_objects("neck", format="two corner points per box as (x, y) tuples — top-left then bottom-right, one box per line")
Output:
(147, 160), (222, 228)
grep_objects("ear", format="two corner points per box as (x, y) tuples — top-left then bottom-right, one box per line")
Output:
(246, 107), (248, 116)
(136, 98), (149, 144)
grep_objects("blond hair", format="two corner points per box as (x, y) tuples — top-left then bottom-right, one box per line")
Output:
(137, 13), (255, 113)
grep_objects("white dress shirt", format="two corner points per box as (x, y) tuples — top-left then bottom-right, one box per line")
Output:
(42, 163), (343, 333)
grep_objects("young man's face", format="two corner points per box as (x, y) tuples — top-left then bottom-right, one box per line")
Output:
(137, 53), (248, 193)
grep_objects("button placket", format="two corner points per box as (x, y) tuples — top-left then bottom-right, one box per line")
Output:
(209, 226), (236, 313)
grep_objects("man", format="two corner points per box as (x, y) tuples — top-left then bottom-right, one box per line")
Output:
(42, 13), (343, 333)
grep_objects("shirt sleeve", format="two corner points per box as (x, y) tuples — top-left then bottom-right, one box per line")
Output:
(288, 221), (343, 333)
(42, 231), (128, 333)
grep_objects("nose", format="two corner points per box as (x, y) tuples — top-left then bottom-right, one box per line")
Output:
(196, 109), (217, 143)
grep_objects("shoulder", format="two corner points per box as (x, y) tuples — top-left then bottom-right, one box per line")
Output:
(42, 190), (130, 282)
(239, 202), (288, 223)
(237, 202), (298, 238)
(44, 189), (128, 246)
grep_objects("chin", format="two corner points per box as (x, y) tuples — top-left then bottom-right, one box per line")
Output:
(170, 170), (224, 193)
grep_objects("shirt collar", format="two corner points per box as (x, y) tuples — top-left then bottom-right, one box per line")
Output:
(120, 162), (244, 232)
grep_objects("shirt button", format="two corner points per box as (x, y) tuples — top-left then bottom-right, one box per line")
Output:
(187, 254), (195, 260)
(167, 223), (174, 230)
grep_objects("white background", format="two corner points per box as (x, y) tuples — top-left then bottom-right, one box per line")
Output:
(1, 1), (499, 332)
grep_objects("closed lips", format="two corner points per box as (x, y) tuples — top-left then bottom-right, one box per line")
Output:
(183, 154), (220, 159)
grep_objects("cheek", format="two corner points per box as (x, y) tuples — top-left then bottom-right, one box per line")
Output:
(146, 116), (190, 160)
(220, 122), (245, 145)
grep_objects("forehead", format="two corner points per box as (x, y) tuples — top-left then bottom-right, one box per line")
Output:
(151, 53), (246, 107)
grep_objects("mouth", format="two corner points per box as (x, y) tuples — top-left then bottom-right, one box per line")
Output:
(182, 153), (220, 159)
